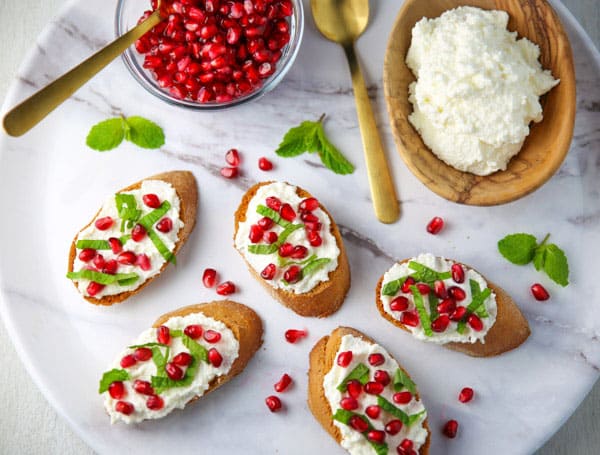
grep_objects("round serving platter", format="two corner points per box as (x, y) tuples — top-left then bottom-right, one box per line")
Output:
(0, 0), (599, 453)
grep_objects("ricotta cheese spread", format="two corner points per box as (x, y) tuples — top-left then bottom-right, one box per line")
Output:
(234, 181), (340, 294)
(102, 312), (239, 424)
(323, 334), (428, 454)
(406, 6), (559, 175)
(71, 180), (183, 298)
(380, 253), (497, 344)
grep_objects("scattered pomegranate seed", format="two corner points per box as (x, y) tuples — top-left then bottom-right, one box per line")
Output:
(278, 242), (294, 257)
(393, 391), (412, 404)
(95, 216), (114, 231)
(258, 157), (273, 170)
(448, 286), (466, 301)
(467, 313), (484, 331)
(165, 362), (184, 380)
(400, 311), (420, 327)
(459, 387), (474, 403)
(117, 251), (137, 265)
(443, 419), (459, 438)
(340, 396), (359, 411)
(78, 248), (96, 262)
(225, 148), (241, 166)
(374, 370), (391, 386)
(120, 354), (137, 368)
(337, 351), (353, 367)
(426, 216), (444, 234)
(184, 324), (203, 339)
(434, 280), (447, 298)
(220, 167), (238, 178)
(108, 381), (126, 400)
(280, 203), (296, 221)
(137, 254), (152, 271)
(347, 380), (363, 399)
(173, 352), (193, 367)
(274, 373), (293, 392)
(115, 401), (134, 415)
(401, 277), (416, 293)
(131, 224), (147, 242)
(390, 296), (409, 312)
(156, 217), (173, 233)
(265, 395), (282, 412)
(449, 306), (467, 322)
(531, 283), (550, 301)
(208, 348), (223, 367)
(249, 224), (264, 243)
(216, 281), (236, 295)
(266, 196), (282, 211)
(431, 315), (451, 332)
(87, 281), (105, 296)
(146, 395), (164, 410)
(134, 347), (153, 361)
(261, 263), (277, 280)
(367, 430), (386, 444)
(308, 231), (322, 247)
(451, 263), (465, 283)
(257, 217), (274, 230)
(299, 197), (319, 212)
(365, 405), (381, 419)
(108, 237), (123, 254)
(204, 329), (222, 343)
(202, 268), (217, 287)
(283, 265), (302, 283)
(133, 380), (155, 396)
(385, 419), (403, 435)
(143, 194), (161, 208)
(368, 353), (385, 367)
(416, 283), (431, 295)
(437, 298), (457, 315)
(157, 326), (171, 345)
(365, 381), (384, 395)
(284, 329), (306, 343)
(349, 415), (369, 432)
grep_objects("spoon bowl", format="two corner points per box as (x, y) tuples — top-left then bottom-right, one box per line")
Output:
(310, 0), (368, 45)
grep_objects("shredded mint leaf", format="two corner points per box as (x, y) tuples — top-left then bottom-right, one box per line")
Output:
(332, 409), (388, 455)
(498, 233), (538, 265)
(410, 285), (432, 337)
(86, 118), (126, 151)
(124, 116), (165, 149)
(428, 293), (439, 321)
(382, 276), (411, 296)
(247, 223), (303, 255)
(376, 396), (425, 427)
(337, 363), (370, 392)
(278, 254), (317, 268)
(137, 201), (176, 264)
(181, 334), (208, 363)
(302, 258), (331, 278)
(128, 342), (167, 349)
(256, 204), (290, 227)
(408, 410), (427, 425)
(469, 280), (490, 318)
(98, 369), (129, 393)
(66, 270), (139, 286)
(393, 368), (417, 394)
(408, 261), (451, 283)
(542, 244), (569, 286)
(76, 239), (111, 250)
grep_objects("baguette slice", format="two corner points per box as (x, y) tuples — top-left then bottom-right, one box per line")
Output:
(68, 170), (198, 305)
(376, 259), (530, 357)
(233, 181), (350, 317)
(308, 326), (431, 455)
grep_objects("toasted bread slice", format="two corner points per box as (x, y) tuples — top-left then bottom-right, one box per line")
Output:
(376, 259), (530, 357)
(233, 181), (350, 318)
(308, 326), (431, 454)
(68, 170), (198, 305)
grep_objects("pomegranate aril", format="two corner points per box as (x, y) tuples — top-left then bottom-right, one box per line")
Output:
(165, 362), (184, 380)
(349, 415), (369, 433)
(203, 268), (218, 288)
(143, 193), (161, 208)
(87, 281), (105, 296)
(467, 313), (484, 331)
(308, 231), (322, 247)
(108, 381), (126, 400)
(374, 370), (391, 386)
(401, 311), (419, 327)
(258, 157), (273, 171)
(284, 329), (306, 343)
(257, 216), (274, 230)
(265, 395), (282, 412)
(459, 387), (474, 403)
(225, 148), (240, 166)
(451, 263), (465, 283)
(95, 216), (114, 231)
(120, 354), (137, 368)
(137, 254), (151, 271)
(346, 380), (363, 399)
(173, 352), (193, 367)
(134, 347), (153, 361)
(340, 396), (358, 411)
(184, 324), (203, 339)
(399, 439), (414, 451)
(279, 203), (296, 221)
(531, 283), (550, 301)
(220, 166), (238, 178)
(337, 351), (353, 367)
(449, 306), (467, 322)
(365, 381), (384, 395)
(264, 231), (278, 244)
(401, 277), (416, 293)
(204, 329), (222, 343)
(115, 401), (134, 415)
(133, 380), (155, 396)
(390, 296), (409, 312)
(249, 224), (264, 243)
(386, 419), (403, 435)
(299, 197), (319, 212)
(432, 315), (451, 333)
(208, 348), (223, 367)
(368, 353), (385, 367)
(283, 265), (302, 283)
(291, 245), (308, 259)
(434, 280), (447, 298)
(365, 405), (381, 419)
(448, 286), (466, 301)
(437, 298), (456, 315)
(156, 217), (173, 233)
(301, 212), (319, 223)
(78, 248), (96, 262)
(147, 395), (164, 410)
(443, 419), (459, 438)
(415, 283), (431, 295)
(261, 263), (277, 280)
(304, 221), (321, 231)
(274, 373), (293, 392)
(216, 281), (236, 295)
(108, 237), (123, 254)
(157, 326), (171, 345)
(393, 391), (412, 404)
(117, 251), (137, 265)
(367, 430), (386, 444)
(426, 216), (444, 234)
(266, 196), (282, 211)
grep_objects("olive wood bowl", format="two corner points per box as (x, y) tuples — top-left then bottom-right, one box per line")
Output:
(383, 0), (576, 205)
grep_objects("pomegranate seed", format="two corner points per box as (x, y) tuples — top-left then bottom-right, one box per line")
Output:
(133, 380), (154, 396)
(415, 283), (430, 295)
(87, 281), (105, 296)
(390, 296), (409, 312)
(264, 231), (278, 243)
(274, 373), (293, 392)
(284, 329), (306, 343)
(450, 306), (467, 321)
(291, 245), (308, 259)
(467, 314), (484, 331)
(451, 263), (465, 283)
(203, 268), (217, 287)
(258, 157), (273, 170)
(131, 224), (147, 242)
(93, 253), (105, 270)
(120, 355), (137, 368)
(299, 197), (319, 212)
(400, 439), (414, 450)
(208, 348), (223, 367)
(204, 330), (222, 343)
(78, 248), (96, 262)
(393, 391), (412, 404)
(157, 326), (171, 345)
(115, 401), (134, 415)
(340, 396), (358, 411)
(437, 298), (457, 315)
(349, 415), (369, 433)
(401, 277), (416, 293)
(156, 217), (173, 233)
(184, 324), (203, 339)
(173, 352), (193, 367)
(448, 286), (466, 301)
(265, 395), (282, 412)
(301, 212), (319, 223)
(531, 283), (550, 301)
(249, 224), (264, 243)
(136, 254), (151, 271)
(280, 203), (296, 221)
(261, 263), (277, 280)
(108, 237), (123, 254)
(459, 387), (474, 403)
(95, 216), (113, 231)
(143, 194), (161, 208)
(283, 265), (302, 283)
(304, 221), (321, 231)
(278, 243), (293, 257)
(108, 381), (126, 399)
(134, 347), (153, 361)
(401, 311), (419, 327)
(426, 216), (444, 234)
(432, 315), (451, 332)
(374, 370), (391, 386)
(117, 251), (137, 265)
(443, 419), (459, 438)
(337, 351), (353, 367)
(434, 280), (447, 298)
(365, 405), (381, 419)
(308, 231), (322, 247)
(225, 148), (241, 166)
(386, 419), (403, 435)
(216, 281), (236, 295)
(368, 353), (385, 367)
(346, 380), (363, 399)
(165, 362), (184, 380)
(257, 217), (274, 230)
(367, 430), (386, 444)
(146, 395), (164, 410)
(220, 166), (238, 178)
(266, 196), (282, 211)
(365, 381), (384, 395)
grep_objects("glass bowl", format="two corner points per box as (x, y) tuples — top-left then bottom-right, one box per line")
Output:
(115, 0), (304, 110)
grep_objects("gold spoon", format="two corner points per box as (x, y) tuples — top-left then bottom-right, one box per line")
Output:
(2, 3), (165, 137)
(311, 0), (400, 224)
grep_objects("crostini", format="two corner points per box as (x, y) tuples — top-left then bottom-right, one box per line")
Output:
(233, 181), (350, 317)
(308, 327), (430, 455)
(99, 300), (263, 423)
(67, 171), (198, 305)
(376, 253), (530, 357)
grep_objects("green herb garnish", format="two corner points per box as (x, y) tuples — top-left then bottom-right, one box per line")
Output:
(66, 270), (139, 286)
(428, 293), (439, 321)
(381, 276), (411, 296)
(115, 193), (142, 231)
(457, 283), (493, 333)
(136, 201), (176, 264)
(76, 240), (111, 250)
(98, 369), (129, 393)
(332, 409), (388, 455)
(256, 204), (290, 228)
(410, 285), (432, 337)
(86, 115), (165, 151)
(376, 396), (426, 426)
(278, 254), (317, 268)
(469, 280), (490, 318)
(302, 257), (332, 278)
(247, 223), (303, 255)
(408, 261), (451, 283)
(393, 368), (417, 394)
(336, 363), (370, 392)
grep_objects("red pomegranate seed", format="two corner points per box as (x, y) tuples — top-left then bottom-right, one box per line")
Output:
(467, 314), (484, 331)
(261, 263), (277, 280)
(365, 405), (381, 419)
(203, 268), (217, 287)
(204, 330), (222, 343)
(225, 148), (241, 166)
(136, 254), (151, 271)
(278, 242), (294, 257)
(115, 401), (134, 415)
(386, 420), (403, 435)
(390, 296), (409, 312)
(304, 221), (321, 231)
(340, 396), (358, 411)
(257, 217), (274, 230)
(133, 380), (155, 396)
(401, 277), (416, 293)
(143, 194), (161, 208)
(459, 387), (474, 403)
(374, 370), (391, 386)
(173, 352), (193, 367)
(146, 395), (164, 410)
(451, 264), (465, 283)
(157, 326), (171, 345)
(117, 251), (137, 265)
(165, 362), (184, 380)
(134, 347), (153, 361)
(266, 196), (282, 211)
(349, 415), (369, 433)
(449, 306), (467, 321)
(437, 298), (456, 315)
(400, 439), (414, 450)
(280, 203), (296, 221)
(443, 419), (459, 438)
(87, 281), (105, 296)
(92, 253), (105, 269)
(265, 395), (282, 412)
(401, 311), (419, 327)
(249, 224), (264, 243)
(284, 329), (307, 343)
(393, 391), (412, 404)
(531, 283), (550, 301)
(220, 166), (238, 178)
(156, 217), (173, 233)
(365, 381), (384, 395)
(291, 245), (308, 259)
(283, 265), (302, 283)
(184, 324), (203, 339)
(337, 351), (353, 367)
(78, 248), (96, 262)
(308, 231), (322, 247)
(274, 373), (293, 392)
(448, 286), (466, 301)
(95, 216), (114, 231)
(216, 281), (236, 295)
(120, 354), (137, 368)
(367, 430), (386, 444)
(108, 237), (123, 254)
(301, 212), (319, 223)
(258, 157), (273, 171)
(426, 216), (444, 234)
(415, 283), (431, 295)
(108, 381), (126, 399)
(264, 231), (278, 243)
(208, 348), (223, 367)
(432, 315), (451, 333)
(299, 197), (319, 212)
(434, 280), (447, 298)
(368, 353), (385, 367)
(131, 224), (147, 242)
(346, 380), (363, 399)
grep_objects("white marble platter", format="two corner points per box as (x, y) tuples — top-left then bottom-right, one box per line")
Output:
(1, 0), (599, 453)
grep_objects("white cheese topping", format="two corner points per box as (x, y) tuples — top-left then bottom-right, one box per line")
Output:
(72, 180), (183, 298)
(381, 253), (497, 344)
(323, 334), (428, 454)
(406, 6), (559, 175)
(234, 181), (340, 294)
(103, 312), (239, 424)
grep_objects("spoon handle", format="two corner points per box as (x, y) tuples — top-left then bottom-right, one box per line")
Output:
(2, 10), (163, 137)
(343, 44), (400, 224)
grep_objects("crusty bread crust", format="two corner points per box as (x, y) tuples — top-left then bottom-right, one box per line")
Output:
(233, 181), (350, 318)
(68, 171), (198, 306)
(375, 259), (531, 357)
(308, 326), (431, 455)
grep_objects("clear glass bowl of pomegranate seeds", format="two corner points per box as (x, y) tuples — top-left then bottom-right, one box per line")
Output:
(115, 0), (304, 109)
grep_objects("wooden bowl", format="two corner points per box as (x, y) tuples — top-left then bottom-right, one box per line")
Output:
(383, 0), (576, 205)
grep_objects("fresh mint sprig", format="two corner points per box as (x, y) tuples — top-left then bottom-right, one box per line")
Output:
(86, 115), (165, 151)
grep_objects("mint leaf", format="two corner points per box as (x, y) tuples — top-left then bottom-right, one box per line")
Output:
(337, 363), (370, 392)
(256, 204), (290, 227)
(98, 369), (129, 393)
(125, 116), (165, 149)
(533, 247), (546, 271)
(86, 118), (126, 151)
(76, 239), (111, 250)
(382, 276), (410, 296)
(543, 244), (569, 286)
(410, 285), (432, 337)
(66, 270), (139, 286)
(393, 368), (417, 394)
(498, 233), (538, 265)
(302, 257), (331, 278)
(332, 409), (388, 455)
(315, 123), (355, 175)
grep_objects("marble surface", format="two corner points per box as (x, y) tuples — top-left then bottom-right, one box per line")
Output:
(0, 1), (599, 454)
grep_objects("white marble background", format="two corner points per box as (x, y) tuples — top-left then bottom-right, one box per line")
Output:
(0, 1), (598, 454)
